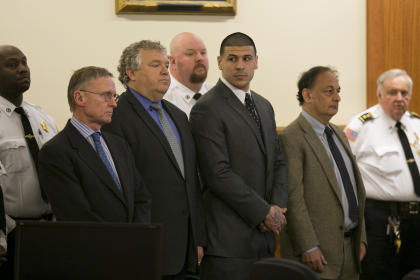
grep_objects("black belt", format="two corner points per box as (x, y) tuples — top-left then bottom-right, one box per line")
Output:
(11, 213), (53, 221)
(366, 199), (420, 215)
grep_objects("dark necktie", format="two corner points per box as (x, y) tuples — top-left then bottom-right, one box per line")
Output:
(193, 93), (202, 100)
(245, 93), (261, 129)
(15, 107), (49, 202)
(15, 107), (39, 168)
(0, 186), (6, 233)
(325, 126), (359, 223)
(150, 104), (184, 177)
(396, 122), (420, 196)
(91, 132), (121, 191)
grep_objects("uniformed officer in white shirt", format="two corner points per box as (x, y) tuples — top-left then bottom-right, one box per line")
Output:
(0, 45), (57, 278)
(164, 32), (213, 117)
(345, 69), (420, 280)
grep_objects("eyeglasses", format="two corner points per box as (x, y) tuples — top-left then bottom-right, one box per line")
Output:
(79, 89), (119, 102)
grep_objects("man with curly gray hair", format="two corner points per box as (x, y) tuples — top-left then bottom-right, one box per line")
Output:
(103, 40), (205, 279)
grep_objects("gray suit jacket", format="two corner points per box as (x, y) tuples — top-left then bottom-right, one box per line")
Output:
(190, 79), (287, 258)
(279, 113), (366, 279)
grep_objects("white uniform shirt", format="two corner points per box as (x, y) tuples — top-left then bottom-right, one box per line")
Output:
(164, 76), (213, 117)
(345, 104), (420, 201)
(0, 96), (57, 250)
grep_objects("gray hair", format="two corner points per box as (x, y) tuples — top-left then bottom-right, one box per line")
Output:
(377, 68), (413, 96)
(67, 66), (113, 112)
(118, 40), (166, 87)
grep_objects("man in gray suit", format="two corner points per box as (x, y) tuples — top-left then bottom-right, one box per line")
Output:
(190, 32), (288, 280)
(279, 66), (366, 280)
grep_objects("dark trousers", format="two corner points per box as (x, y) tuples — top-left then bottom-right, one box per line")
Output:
(0, 229), (15, 280)
(361, 200), (420, 280)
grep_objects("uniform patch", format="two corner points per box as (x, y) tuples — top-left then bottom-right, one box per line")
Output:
(358, 112), (374, 123)
(410, 112), (420, 119)
(345, 128), (358, 142)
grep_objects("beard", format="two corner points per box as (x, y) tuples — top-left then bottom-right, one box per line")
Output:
(189, 63), (208, 84)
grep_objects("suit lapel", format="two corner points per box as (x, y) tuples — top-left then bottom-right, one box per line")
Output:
(126, 91), (184, 178)
(298, 115), (343, 204)
(217, 81), (265, 153)
(65, 121), (126, 205)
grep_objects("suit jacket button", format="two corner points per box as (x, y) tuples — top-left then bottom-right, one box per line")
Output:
(339, 225), (344, 230)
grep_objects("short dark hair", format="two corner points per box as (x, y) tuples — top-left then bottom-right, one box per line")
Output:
(220, 32), (257, 56)
(67, 66), (113, 112)
(296, 66), (338, 106)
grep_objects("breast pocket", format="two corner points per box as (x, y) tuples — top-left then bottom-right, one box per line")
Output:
(373, 145), (403, 175)
(0, 139), (31, 175)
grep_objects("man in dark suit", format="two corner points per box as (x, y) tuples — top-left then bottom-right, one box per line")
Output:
(103, 40), (205, 279)
(38, 66), (151, 223)
(189, 32), (288, 280)
(279, 66), (366, 280)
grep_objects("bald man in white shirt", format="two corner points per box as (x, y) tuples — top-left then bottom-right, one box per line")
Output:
(165, 32), (213, 117)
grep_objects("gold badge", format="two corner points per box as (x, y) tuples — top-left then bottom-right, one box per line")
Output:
(40, 121), (49, 132)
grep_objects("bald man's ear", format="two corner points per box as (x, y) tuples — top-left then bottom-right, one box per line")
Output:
(169, 55), (175, 65)
(302, 88), (311, 103)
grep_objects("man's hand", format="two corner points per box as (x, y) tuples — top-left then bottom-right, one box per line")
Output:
(197, 246), (204, 266)
(359, 242), (367, 261)
(0, 245), (7, 266)
(258, 222), (270, 232)
(301, 248), (327, 273)
(263, 206), (287, 234)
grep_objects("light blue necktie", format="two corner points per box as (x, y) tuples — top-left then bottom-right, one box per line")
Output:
(91, 132), (121, 191)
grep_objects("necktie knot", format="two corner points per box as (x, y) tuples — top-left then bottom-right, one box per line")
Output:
(324, 126), (333, 137)
(91, 131), (101, 143)
(396, 121), (402, 129)
(193, 93), (202, 100)
(150, 103), (161, 112)
(15, 107), (26, 116)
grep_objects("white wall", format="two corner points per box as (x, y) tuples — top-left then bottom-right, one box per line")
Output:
(0, 0), (366, 129)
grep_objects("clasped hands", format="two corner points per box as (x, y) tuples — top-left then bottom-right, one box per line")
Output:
(259, 205), (287, 234)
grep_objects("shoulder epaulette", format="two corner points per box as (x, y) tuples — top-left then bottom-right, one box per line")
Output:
(358, 112), (374, 123)
(410, 111), (420, 119)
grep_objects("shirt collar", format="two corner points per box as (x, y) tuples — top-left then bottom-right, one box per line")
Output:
(70, 116), (98, 139)
(169, 76), (197, 104)
(0, 95), (22, 117)
(129, 87), (162, 110)
(220, 77), (251, 105)
(301, 109), (328, 137)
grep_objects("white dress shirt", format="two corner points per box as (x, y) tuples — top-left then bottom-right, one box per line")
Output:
(164, 75), (213, 117)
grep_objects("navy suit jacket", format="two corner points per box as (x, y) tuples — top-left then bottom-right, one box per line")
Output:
(38, 120), (151, 223)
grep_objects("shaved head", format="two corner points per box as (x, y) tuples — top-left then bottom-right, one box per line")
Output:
(169, 32), (209, 92)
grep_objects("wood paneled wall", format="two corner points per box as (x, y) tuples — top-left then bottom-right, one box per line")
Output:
(367, 0), (420, 111)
